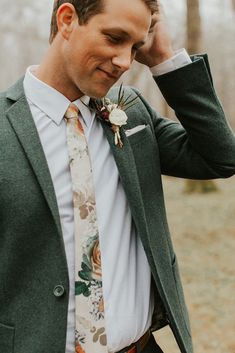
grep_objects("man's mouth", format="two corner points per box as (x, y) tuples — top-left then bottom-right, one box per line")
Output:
(97, 68), (119, 80)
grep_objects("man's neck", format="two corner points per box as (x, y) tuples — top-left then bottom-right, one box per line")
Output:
(36, 46), (83, 101)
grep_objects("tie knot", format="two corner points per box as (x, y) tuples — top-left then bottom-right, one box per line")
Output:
(65, 103), (79, 120)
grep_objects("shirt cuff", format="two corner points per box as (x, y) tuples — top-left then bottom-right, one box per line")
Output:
(150, 48), (192, 76)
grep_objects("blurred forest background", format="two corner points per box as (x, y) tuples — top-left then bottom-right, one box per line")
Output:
(0, 0), (234, 353)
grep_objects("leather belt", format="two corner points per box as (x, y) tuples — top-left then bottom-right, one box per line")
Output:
(117, 329), (151, 353)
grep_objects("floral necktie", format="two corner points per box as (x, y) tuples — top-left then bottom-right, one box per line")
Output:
(65, 103), (108, 353)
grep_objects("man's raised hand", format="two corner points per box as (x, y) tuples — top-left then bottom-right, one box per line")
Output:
(135, 2), (174, 67)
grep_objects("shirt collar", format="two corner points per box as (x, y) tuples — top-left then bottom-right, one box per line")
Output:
(23, 65), (92, 127)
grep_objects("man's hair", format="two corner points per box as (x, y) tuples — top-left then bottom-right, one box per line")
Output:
(49, 0), (158, 43)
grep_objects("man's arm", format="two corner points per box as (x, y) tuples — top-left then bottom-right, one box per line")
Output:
(132, 2), (235, 179)
(130, 54), (235, 179)
(153, 54), (235, 178)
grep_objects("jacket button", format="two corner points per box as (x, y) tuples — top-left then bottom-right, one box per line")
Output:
(53, 285), (65, 297)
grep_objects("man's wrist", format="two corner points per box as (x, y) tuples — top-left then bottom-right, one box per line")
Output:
(150, 48), (192, 76)
(150, 50), (175, 67)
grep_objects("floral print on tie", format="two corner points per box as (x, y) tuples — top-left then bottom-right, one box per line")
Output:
(65, 103), (108, 353)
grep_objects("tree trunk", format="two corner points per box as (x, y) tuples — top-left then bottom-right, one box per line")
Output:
(232, 0), (235, 11)
(186, 0), (202, 54)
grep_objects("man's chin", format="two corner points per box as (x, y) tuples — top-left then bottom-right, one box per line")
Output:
(90, 92), (110, 99)
(85, 86), (113, 99)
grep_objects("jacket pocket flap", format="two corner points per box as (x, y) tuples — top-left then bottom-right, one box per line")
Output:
(0, 322), (15, 353)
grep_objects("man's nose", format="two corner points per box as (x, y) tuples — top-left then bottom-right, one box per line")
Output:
(112, 49), (133, 72)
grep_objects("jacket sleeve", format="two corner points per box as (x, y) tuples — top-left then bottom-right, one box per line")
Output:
(135, 54), (235, 179)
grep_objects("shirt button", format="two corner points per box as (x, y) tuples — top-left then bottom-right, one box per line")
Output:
(53, 285), (65, 297)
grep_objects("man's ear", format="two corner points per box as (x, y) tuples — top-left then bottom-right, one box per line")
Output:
(56, 3), (78, 40)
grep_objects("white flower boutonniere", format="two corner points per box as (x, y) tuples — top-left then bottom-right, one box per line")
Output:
(90, 85), (139, 148)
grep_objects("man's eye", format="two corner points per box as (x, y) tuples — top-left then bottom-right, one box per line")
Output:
(107, 35), (121, 44)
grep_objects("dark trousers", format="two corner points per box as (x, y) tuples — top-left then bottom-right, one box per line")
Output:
(142, 334), (164, 353)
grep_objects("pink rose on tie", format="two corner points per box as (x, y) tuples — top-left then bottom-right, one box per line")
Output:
(90, 240), (102, 281)
(77, 236), (102, 283)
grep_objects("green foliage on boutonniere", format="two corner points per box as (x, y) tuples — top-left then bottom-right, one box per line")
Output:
(90, 84), (139, 147)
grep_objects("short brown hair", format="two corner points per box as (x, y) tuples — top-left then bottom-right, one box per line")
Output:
(49, 0), (158, 43)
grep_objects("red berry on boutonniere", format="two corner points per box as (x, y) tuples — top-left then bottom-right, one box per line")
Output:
(101, 110), (110, 121)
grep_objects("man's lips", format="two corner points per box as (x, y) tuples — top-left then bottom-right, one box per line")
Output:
(98, 68), (119, 80)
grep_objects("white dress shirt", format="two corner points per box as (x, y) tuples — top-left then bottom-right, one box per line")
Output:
(23, 49), (191, 353)
(151, 49), (191, 76)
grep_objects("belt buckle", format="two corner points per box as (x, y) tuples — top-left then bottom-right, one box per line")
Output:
(124, 329), (150, 353)
(126, 346), (137, 353)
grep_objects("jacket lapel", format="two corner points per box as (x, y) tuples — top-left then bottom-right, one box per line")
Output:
(6, 79), (62, 237)
(100, 120), (149, 240)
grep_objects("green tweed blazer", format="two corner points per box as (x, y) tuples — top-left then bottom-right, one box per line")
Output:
(0, 55), (235, 353)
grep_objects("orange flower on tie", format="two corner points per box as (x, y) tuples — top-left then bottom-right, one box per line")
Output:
(77, 118), (84, 136)
(65, 103), (85, 136)
(76, 342), (86, 353)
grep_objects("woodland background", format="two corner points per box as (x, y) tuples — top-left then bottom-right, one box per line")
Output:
(0, 0), (234, 352)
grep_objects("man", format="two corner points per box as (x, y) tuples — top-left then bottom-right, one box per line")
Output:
(0, 0), (234, 353)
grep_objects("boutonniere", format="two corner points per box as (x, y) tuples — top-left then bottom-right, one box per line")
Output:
(90, 85), (139, 148)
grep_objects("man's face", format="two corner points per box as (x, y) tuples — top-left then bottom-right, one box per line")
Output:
(61, 0), (152, 99)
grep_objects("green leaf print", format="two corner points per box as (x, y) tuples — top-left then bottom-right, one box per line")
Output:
(75, 281), (87, 295)
(81, 261), (91, 273)
(79, 270), (92, 281)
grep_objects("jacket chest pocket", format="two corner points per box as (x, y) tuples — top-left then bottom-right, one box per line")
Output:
(128, 124), (161, 185)
(0, 322), (15, 353)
